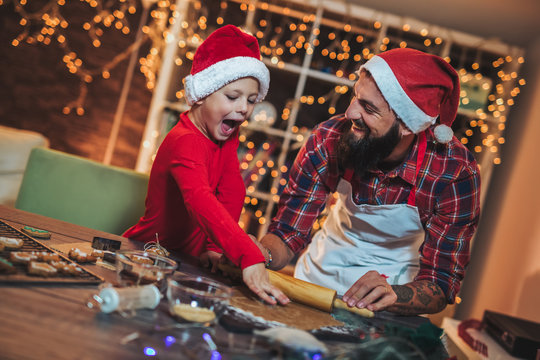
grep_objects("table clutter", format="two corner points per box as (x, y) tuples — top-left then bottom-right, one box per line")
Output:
(167, 275), (232, 325)
(0, 219), (102, 284)
(115, 249), (177, 292)
(0, 205), (449, 359)
(88, 283), (161, 314)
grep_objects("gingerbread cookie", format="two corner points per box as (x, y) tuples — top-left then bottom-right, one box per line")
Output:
(90, 249), (104, 259)
(0, 258), (16, 274)
(0, 236), (24, 249)
(27, 261), (57, 277)
(145, 246), (169, 257)
(172, 304), (216, 323)
(49, 260), (69, 270)
(128, 254), (154, 265)
(60, 263), (84, 276)
(21, 226), (51, 240)
(36, 251), (61, 262)
(68, 248), (98, 263)
(9, 251), (38, 264)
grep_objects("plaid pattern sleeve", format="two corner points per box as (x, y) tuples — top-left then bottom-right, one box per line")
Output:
(414, 135), (482, 303)
(268, 116), (346, 252)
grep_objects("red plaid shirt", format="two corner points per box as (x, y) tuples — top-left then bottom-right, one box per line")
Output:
(269, 115), (481, 303)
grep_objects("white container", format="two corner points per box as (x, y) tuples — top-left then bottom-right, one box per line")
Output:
(96, 284), (161, 313)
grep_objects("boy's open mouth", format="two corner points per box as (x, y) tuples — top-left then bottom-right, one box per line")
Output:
(221, 119), (239, 135)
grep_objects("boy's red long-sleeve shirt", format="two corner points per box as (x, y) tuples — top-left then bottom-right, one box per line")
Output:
(124, 112), (265, 269)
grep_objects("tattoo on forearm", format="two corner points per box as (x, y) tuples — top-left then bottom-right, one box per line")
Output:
(426, 281), (443, 296)
(412, 282), (432, 306)
(388, 281), (447, 315)
(437, 297), (446, 310)
(392, 285), (413, 303)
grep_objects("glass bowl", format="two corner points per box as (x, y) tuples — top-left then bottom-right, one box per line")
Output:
(166, 275), (232, 325)
(115, 250), (177, 292)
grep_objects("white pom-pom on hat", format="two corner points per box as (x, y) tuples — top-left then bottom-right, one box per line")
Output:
(433, 124), (454, 144)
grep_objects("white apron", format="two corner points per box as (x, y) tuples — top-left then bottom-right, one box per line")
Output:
(295, 133), (427, 295)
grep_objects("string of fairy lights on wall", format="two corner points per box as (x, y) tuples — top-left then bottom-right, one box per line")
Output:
(4, 0), (527, 229)
(5, 0), (177, 114)
(8, 0), (141, 115)
(5, 0), (526, 161)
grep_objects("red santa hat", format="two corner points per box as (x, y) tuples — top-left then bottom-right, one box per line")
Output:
(184, 25), (270, 106)
(361, 48), (460, 143)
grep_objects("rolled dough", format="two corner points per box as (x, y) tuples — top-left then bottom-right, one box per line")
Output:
(228, 287), (343, 330)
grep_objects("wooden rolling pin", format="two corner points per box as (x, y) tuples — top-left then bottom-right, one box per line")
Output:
(218, 263), (374, 318)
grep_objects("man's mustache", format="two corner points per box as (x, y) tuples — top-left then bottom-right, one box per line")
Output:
(350, 118), (369, 133)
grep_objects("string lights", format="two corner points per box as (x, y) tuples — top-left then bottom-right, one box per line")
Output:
(5, 0), (181, 115)
(7, 0), (146, 115)
(228, 0), (527, 230)
(3, 0), (527, 231)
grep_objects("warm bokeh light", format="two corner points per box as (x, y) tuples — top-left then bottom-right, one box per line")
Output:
(9, 0), (527, 232)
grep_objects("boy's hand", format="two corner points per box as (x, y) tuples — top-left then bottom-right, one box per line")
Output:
(242, 263), (290, 305)
(199, 250), (223, 273)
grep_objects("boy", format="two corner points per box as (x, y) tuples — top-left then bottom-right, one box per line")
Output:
(124, 25), (288, 305)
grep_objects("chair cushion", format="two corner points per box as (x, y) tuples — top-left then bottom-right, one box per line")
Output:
(15, 147), (149, 235)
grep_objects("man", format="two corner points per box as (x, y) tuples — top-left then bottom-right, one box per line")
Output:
(256, 48), (481, 315)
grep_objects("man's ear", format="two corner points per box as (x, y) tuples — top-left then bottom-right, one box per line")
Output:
(399, 123), (413, 136)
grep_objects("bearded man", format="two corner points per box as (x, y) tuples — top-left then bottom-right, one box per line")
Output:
(251, 48), (482, 315)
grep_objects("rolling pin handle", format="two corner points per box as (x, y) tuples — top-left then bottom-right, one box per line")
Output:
(333, 298), (375, 318)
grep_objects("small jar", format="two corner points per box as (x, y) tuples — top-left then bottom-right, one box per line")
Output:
(88, 284), (161, 313)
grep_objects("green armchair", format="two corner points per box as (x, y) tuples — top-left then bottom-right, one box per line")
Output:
(15, 147), (149, 235)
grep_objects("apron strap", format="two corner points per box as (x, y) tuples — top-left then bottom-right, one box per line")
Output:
(407, 131), (427, 206)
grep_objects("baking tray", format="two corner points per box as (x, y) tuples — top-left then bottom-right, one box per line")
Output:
(0, 219), (103, 285)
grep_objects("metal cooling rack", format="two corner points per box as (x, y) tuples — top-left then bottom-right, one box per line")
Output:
(0, 219), (103, 285)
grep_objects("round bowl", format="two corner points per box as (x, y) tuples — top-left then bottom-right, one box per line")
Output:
(166, 275), (232, 325)
(115, 250), (177, 292)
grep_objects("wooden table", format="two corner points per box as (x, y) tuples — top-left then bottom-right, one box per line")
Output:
(0, 205), (448, 360)
(0, 205), (224, 360)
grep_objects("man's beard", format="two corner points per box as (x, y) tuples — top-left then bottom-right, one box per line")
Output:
(338, 120), (401, 177)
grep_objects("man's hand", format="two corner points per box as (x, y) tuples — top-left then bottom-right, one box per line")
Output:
(342, 270), (397, 312)
(343, 271), (448, 315)
(199, 250), (224, 273)
(242, 263), (290, 306)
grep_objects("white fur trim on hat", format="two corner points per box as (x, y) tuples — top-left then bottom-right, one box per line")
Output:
(361, 56), (437, 133)
(184, 56), (270, 106)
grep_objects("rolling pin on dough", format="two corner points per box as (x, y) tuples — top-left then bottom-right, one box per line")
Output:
(218, 263), (374, 318)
